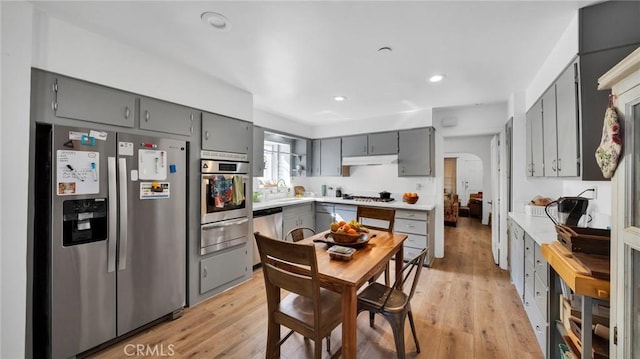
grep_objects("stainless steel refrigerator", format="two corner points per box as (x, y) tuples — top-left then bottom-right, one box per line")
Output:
(34, 124), (186, 358)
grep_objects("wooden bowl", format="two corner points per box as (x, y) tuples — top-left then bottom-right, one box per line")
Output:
(329, 231), (362, 244)
(403, 196), (419, 204)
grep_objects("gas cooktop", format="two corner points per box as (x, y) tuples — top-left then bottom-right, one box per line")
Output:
(342, 194), (395, 202)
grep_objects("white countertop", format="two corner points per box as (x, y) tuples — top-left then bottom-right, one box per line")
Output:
(253, 196), (435, 212)
(508, 211), (557, 246)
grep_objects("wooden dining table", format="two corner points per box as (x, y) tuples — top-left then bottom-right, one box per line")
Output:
(297, 229), (408, 359)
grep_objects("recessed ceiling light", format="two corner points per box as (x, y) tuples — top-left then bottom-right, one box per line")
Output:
(201, 12), (231, 32)
(429, 74), (445, 83)
(333, 96), (347, 102)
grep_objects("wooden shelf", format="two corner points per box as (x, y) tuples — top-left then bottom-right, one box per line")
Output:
(541, 242), (610, 300)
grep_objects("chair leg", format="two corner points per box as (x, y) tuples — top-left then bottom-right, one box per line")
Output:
(369, 311), (375, 327)
(325, 335), (331, 353)
(384, 263), (390, 286)
(266, 319), (280, 359)
(407, 310), (421, 353)
(388, 313), (406, 359)
(314, 337), (323, 359)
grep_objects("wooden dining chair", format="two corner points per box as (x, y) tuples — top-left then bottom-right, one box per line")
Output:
(357, 248), (429, 359)
(357, 205), (396, 285)
(284, 227), (316, 242)
(254, 232), (342, 359)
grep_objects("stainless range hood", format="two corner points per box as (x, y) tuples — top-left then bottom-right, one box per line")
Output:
(341, 154), (398, 166)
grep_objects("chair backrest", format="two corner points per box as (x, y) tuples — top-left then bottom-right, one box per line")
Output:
(284, 227), (316, 242)
(356, 206), (395, 232)
(387, 248), (429, 307)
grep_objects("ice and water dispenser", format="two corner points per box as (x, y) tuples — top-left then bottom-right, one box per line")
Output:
(62, 199), (108, 246)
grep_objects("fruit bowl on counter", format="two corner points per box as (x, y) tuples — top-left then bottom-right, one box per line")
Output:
(403, 192), (419, 204)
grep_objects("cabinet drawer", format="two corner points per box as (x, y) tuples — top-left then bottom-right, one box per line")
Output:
(534, 245), (549, 286)
(534, 273), (548, 320)
(525, 261), (535, 293)
(395, 210), (427, 221)
(524, 234), (534, 266)
(284, 203), (314, 217)
(404, 233), (427, 249)
(200, 246), (247, 294)
(403, 246), (427, 265)
(395, 218), (427, 235)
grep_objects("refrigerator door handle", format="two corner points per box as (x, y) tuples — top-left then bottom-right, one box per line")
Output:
(107, 157), (118, 273)
(118, 157), (129, 271)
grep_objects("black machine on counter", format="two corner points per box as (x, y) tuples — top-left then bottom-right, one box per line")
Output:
(545, 196), (590, 226)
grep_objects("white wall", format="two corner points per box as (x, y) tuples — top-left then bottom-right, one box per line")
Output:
(525, 14), (578, 110)
(32, 10), (253, 121)
(253, 109), (313, 138)
(433, 102), (508, 138)
(1, 5), (255, 358)
(1, 3), (33, 357)
(443, 135), (493, 225)
(312, 108), (433, 138)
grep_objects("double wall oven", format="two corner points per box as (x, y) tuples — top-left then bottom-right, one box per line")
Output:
(200, 151), (249, 255)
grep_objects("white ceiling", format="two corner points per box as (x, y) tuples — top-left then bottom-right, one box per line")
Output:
(31, 1), (594, 126)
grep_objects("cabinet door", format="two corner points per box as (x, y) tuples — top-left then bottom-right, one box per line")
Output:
(529, 100), (545, 177)
(342, 135), (368, 156)
(542, 87), (558, 177)
(398, 128), (434, 176)
(55, 77), (135, 128)
(310, 139), (321, 176)
(202, 113), (251, 154)
(369, 131), (398, 155)
(334, 204), (356, 223)
(320, 138), (342, 176)
(253, 126), (265, 176)
(140, 97), (195, 136)
(555, 63), (580, 177)
(315, 211), (334, 233)
(525, 111), (534, 177)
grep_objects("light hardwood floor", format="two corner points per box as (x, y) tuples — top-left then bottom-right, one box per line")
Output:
(89, 217), (543, 358)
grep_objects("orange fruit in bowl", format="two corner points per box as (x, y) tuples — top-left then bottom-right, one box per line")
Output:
(347, 228), (357, 234)
(338, 220), (347, 227)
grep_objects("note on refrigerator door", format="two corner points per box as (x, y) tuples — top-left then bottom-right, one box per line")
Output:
(138, 149), (167, 180)
(140, 182), (170, 199)
(56, 150), (100, 195)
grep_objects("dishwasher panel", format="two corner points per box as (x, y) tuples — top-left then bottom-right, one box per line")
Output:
(252, 207), (283, 266)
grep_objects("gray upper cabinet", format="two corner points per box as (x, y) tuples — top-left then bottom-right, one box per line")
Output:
(368, 131), (398, 155)
(341, 135), (368, 157)
(292, 138), (310, 177)
(202, 112), (251, 154)
(139, 97), (195, 136)
(553, 63), (580, 177)
(252, 126), (265, 177)
(54, 77), (135, 128)
(320, 138), (341, 176)
(525, 99), (544, 177)
(398, 128), (434, 177)
(541, 86), (557, 177)
(310, 139), (321, 176)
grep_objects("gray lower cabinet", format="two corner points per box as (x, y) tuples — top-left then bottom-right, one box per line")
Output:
(282, 203), (315, 240)
(200, 245), (248, 294)
(320, 138), (342, 176)
(523, 237), (550, 358)
(393, 209), (434, 266)
(315, 203), (334, 232)
(508, 219), (525, 299)
(253, 126), (265, 176)
(398, 128), (435, 177)
(54, 76), (135, 128)
(342, 135), (368, 157)
(139, 97), (196, 136)
(202, 112), (251, 154)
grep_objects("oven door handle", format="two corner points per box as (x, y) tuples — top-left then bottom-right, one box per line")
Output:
(202, 217), (249, 230)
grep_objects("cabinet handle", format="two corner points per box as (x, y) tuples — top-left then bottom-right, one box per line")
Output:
(525, 301), (530, 307)
(536, 260), (541, 265)
(552, 159), (557, 172)
(525, 273), (529, 277)
(125, 106), (130, 119)
(205, 131), (210, 140)
(557, 158), (562, 172)
(145, 110), (150, 122)
(535, 325), (541, 333)
(203, 267), (208, 277)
